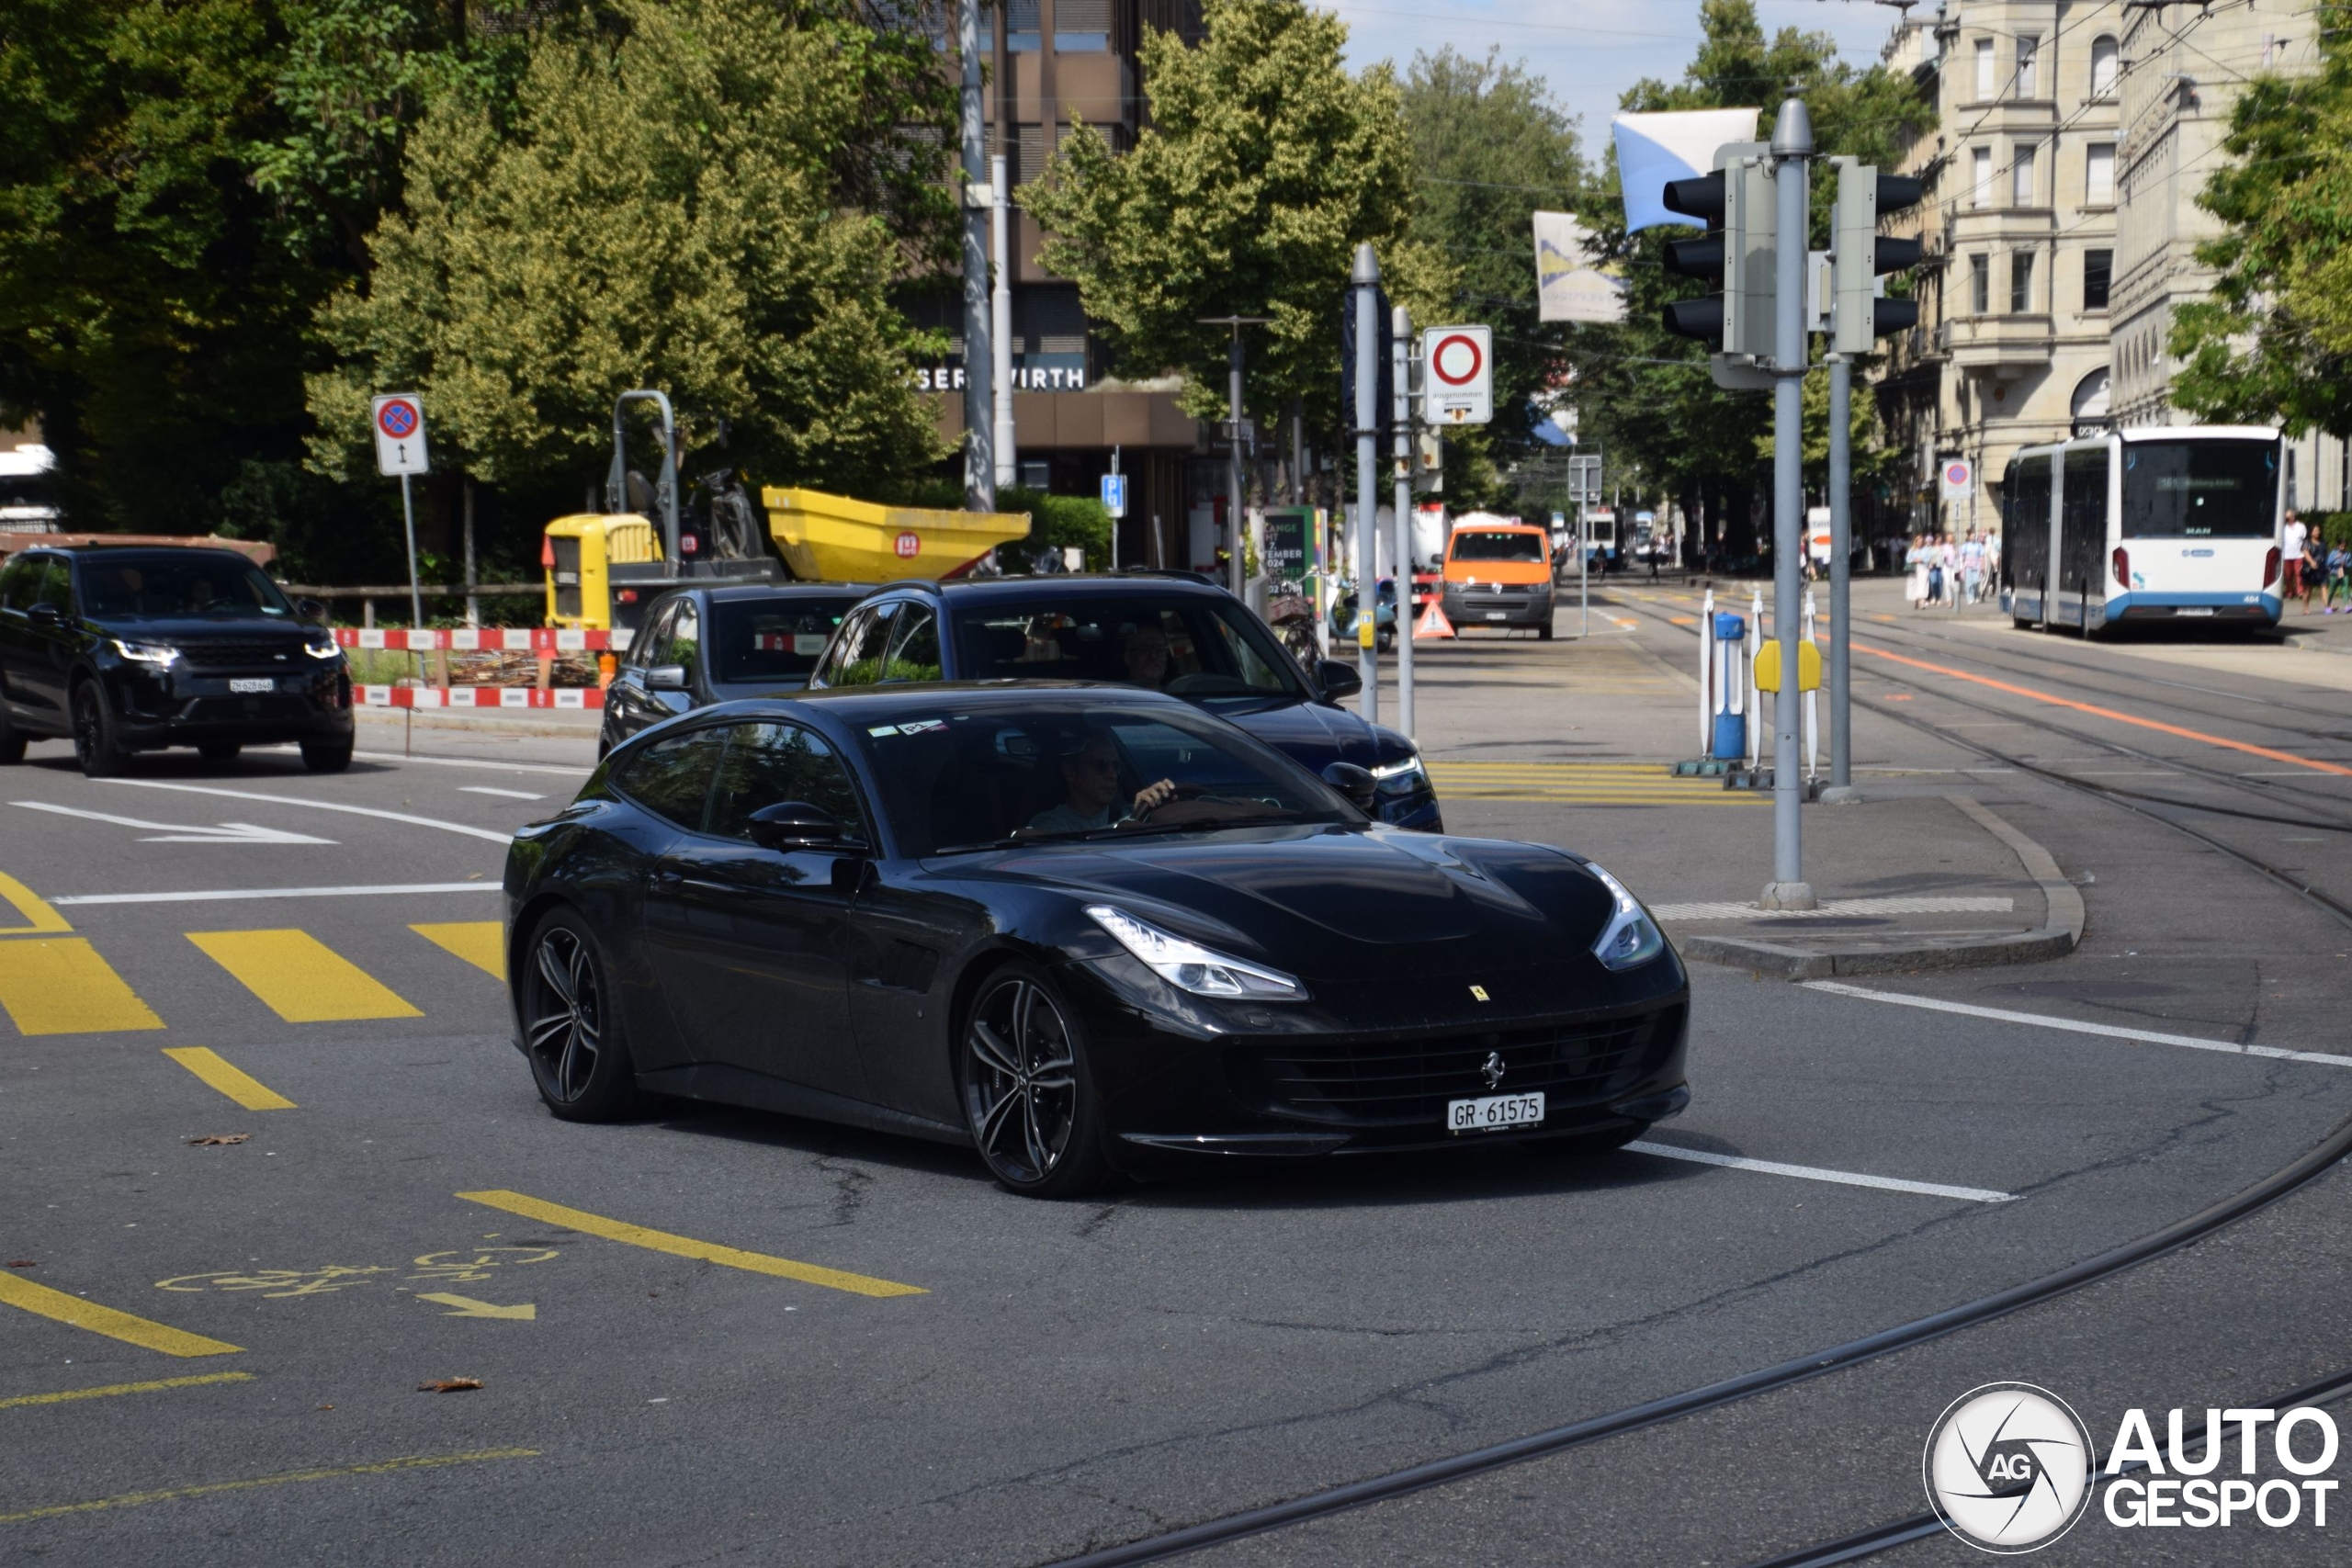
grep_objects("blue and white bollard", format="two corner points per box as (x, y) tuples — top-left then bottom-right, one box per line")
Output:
(1710, 611), (1747, 761)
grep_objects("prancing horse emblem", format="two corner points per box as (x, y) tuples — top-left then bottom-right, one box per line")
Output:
(1481, 1051), (1506, 1089)
(1468, 985), (1490, 1002)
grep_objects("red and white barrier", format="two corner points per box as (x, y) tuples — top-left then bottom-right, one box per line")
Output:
(334, 626), (633, 651)
(356, 685), (605, 710)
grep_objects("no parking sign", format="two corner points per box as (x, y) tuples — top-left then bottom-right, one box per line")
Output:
(1939, 457), (1973, 500)
(372, 394), (430, 477)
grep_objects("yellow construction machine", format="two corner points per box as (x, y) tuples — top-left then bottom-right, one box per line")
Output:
(544, 389), (1030, 632)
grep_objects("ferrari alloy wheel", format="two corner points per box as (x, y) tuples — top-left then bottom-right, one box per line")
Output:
(960, 964), (1109, 1197)
(522, 913), (642, 1121)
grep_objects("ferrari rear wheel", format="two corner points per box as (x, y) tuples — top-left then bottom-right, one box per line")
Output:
(521, 910), (644, 1122)
(959, 963), (1110, 1198)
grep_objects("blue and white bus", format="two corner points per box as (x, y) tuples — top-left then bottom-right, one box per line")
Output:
(2002, 426), (2284, 632)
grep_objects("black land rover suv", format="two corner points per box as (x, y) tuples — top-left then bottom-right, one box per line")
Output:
(0, 546), (354, 776)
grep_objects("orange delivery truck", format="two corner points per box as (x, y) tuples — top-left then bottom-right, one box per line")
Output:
(1439, 516), (1556, 639)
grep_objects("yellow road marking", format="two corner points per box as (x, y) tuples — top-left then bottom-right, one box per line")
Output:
(415, 1292), (535, 1320)
(162, 1046), (296, 1111)
(0, 1371), (254, 1412)
(0, 872), (72, 935)
(411, 921), (503, 979)
(0, 939), (164, 1035)
(457, 1189), (927, 1299)
(187, 930), (421, 1022)
(0, 1447), (537, 1525)
(0, 1272), (242, 1358)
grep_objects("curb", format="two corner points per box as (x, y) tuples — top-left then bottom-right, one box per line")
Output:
(356, 707), (602, 740)
(1676, 795), (2084, 979)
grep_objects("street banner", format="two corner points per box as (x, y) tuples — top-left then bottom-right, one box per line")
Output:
(1533, 213), (1625, 324)
(1612, 108), (1762, 231)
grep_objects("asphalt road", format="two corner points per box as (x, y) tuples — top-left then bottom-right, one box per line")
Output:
(4, 585), (2350, 1566)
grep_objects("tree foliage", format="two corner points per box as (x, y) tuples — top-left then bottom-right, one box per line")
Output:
(308, 0), (952, 502)
(1396, 47), (1583, 502)
(1022, 0), (1453, 445)
(1565, 0), (1928, 541)
(2170, 35), (2352, 436)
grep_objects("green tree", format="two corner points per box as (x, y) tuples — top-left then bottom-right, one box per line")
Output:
(1566, 0), (1928, 551)
(1022, 0), (1452, 449)
(2170, 36), (2352, 436)
(308, 0), (953, 505)
(1396, 47), (1584, 501)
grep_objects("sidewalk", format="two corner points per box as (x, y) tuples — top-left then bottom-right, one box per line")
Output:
(1383, 581), (2081, 977)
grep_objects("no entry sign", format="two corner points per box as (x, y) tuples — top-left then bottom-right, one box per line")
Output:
(1421, 325), (1492, 425)
(371, 394), (430, 476)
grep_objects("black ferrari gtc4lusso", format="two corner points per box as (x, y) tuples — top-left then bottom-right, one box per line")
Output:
(502, 684), (1689, 1196)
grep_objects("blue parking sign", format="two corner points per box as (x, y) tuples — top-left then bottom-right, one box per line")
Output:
(1100, 473), (1127, 517)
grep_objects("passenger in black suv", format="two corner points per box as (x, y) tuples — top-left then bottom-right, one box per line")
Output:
(807, 573), (1440, 829)
(0, 546), (354, 776)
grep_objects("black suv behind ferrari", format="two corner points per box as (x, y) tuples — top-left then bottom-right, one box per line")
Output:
(807, 572), (1440, 829)
(0, 546), (353, 775)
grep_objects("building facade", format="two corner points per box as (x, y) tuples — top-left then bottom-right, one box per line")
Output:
(916, 0), (1245, 570)
(1872, 0), (2340, 539)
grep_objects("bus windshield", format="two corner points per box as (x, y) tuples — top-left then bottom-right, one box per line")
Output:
(2120, 439), (2278, 539)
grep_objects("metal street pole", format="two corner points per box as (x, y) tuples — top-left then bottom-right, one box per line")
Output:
(1228, 330), (1246, 597)
(1823, 353), (1858, 801)
(1351, 245), (1380, 725)
(957, 0), (992, 510)
(990, 152), (1015, 492)
(1391, 302), (1414, 740)
(1764, 98), (1816, 910)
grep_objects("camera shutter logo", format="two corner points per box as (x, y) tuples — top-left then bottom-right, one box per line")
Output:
(1923, 1383), (2095, 1553)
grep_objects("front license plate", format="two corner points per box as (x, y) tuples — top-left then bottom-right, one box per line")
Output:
(1448, 1092), (1544, 1134)
(228, 677), (276, 694)
(1486, 610), (1508, 621)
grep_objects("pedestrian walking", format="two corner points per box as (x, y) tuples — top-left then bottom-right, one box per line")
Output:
(2325, 538), (2350, 612)
(2303, 529), (2324, 615)
(1906, 536), (1930, 608)
(1938, 533), (1960, 607)
(2282, 509), (2308, 608)
(1961, 530), (1987, 604)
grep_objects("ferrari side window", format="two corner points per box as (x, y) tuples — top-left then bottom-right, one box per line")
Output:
(707, 722), (867, 842)
(615, 725), (730, 831)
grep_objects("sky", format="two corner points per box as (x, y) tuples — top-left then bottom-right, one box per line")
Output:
(1326, 0), (1913, 163)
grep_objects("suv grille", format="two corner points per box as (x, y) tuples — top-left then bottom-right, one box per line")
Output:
(181, 639), (301, 670)
(1231, 1006), (1680, 1127)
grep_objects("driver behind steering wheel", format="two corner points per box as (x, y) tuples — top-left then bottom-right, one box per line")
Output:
(1024, 733), (1176, 834)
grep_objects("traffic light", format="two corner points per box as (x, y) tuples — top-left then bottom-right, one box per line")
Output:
(1830, 160), (1925, 355)
(1658, 144), (1775, 368)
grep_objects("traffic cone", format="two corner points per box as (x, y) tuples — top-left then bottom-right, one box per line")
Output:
(1414, 600), (1455, 640)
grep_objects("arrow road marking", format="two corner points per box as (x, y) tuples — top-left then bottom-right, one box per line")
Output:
(12, 801), (334, 845)
(414, 1293), (535, 1320)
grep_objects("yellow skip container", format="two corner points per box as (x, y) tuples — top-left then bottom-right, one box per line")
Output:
(762, 488), (1030, 584)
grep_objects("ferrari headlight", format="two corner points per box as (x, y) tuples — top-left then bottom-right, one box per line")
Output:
(1587, 863), (1664, 971)
(111, 639), (178, 667)
(1370, 753), (1428, 797)
(303, 637), (341, 659)
(1085, 905), (1303, 1000)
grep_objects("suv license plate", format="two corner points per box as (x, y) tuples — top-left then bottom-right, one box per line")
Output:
(229, 678), (276, 694)
(1448, 1092), (1544, 1134)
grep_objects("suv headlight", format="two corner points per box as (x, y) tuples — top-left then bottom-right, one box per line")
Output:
(111, 639), (178, 667)
(303, 637), (341, 660)
(1587, 863), (1665, 971)
(1086, 905), (1303, 1000)
(1371, 753), (1428, 796)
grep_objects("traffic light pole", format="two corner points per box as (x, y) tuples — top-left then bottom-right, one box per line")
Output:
(1822, 352), (1858, 802)
(1392, 303), (1415, 741)
(1352, 245), (1380, 726)
(1763, 100), (1815, 912)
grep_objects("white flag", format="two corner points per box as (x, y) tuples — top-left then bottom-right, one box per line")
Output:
(1532, 212), (1624, 324)
(1611, 107), (1761, 231)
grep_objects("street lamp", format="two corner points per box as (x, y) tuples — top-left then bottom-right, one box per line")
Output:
(1199, 316), (1272, 597)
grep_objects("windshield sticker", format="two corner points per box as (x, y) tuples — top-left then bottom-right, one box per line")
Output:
(867, 725), (899, 737)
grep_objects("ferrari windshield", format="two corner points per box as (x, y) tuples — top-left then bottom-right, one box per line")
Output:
(846, 701), (1360, 854)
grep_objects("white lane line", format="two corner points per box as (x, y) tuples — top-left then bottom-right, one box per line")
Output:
(459, 786), (545, 801)
(94, 779), (514, 844)
(1804, 980), (2352, 1069)
(254, 745), (590, 777)
(1627, 1142), (2015, 1204)
(51, 882), (502, 907)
